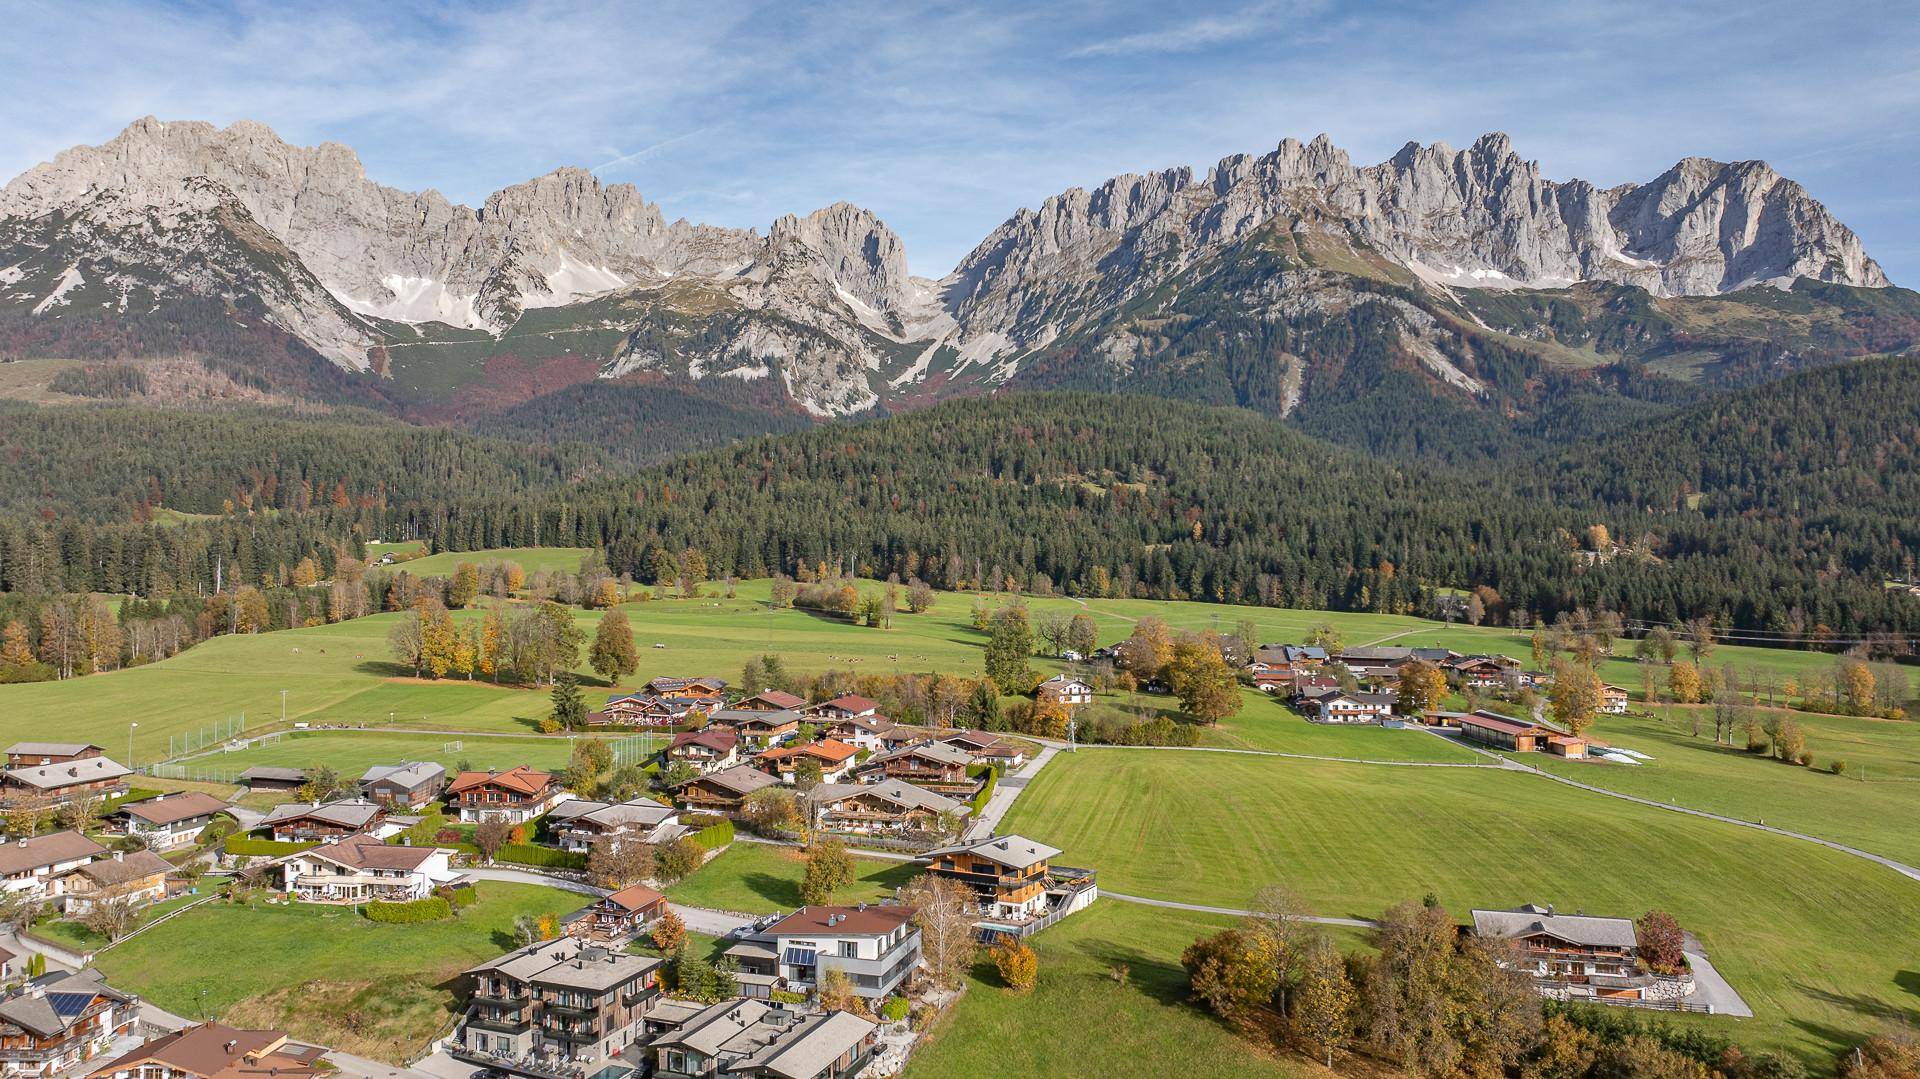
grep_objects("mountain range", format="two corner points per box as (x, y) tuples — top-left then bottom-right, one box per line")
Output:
(1, 118), (1913, 448)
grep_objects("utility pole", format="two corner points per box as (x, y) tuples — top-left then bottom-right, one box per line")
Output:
(127, 722), (138, 767)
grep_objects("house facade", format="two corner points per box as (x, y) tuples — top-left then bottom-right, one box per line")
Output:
(279, 835), (455, 904)
(1034, 675), (1094, 707)
(808, 781), (967, 838)
(109, 792), (229, 850)
(1601, 684), (1630, 714)
(646, 1001), (876, 1079)
(358, 762), (447, 810)
(807, 696), (878, 721)
(666, 730), (740, 774)
(1302, 690), (1397, 724)
(458, 939), (663, 1073)
(544, 799), (685, 854)
(564, 884), (667, 943)
(0, 757), (132, 808)
(729, 904), (921, 1001)
(754, 740), (858, 785)
(710, 709), (803, 751)
(256, 799), (387, 842)
(922, 834), (1061, 920)
(84, 1022), (326, 1079)
(673, 765), (779, 817)
(447, 767), (567, 824)
(1471, 904), (1693, 1005)
(3, 744), (104, 769)
(857, 742), (976, 795)
(0, 832), (106, 902)
(59, 850), (172, 915)
(933, 731), (1026, 769)
(0, 971), (140, 1078)
(732, 690), (808, 712)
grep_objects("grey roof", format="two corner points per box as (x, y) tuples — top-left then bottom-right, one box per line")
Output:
(359, 761), (445, 789)
(922, 833), (1059, 871)
(576, 800), (676, 830)
(4, 743), (102, 758)
(1471, 905), (1639, 949)
(710, 708), (803, 728)
(529, 947), (662, 992)
(737, 1009), (877, 1079)
(258, 798), (384, 830)
(542, 799), (611, 824)
(239, 766), (307, 783)
(0, 970), (133, 1039)
(466, 938), (585, 980)
(811, 780), (967, 816)
(3, 756), (131, 790)
(70, 849), (172, 887)
(866, 740), (971, 768)
(677, 764), (779, 796)
(652, 999), (774, 1056)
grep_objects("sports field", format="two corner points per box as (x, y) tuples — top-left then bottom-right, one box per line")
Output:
(999, 748), (1920, 1062)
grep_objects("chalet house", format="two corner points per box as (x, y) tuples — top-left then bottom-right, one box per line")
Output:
(754, 740), (858, 785)
(808, 780), (968, 837)
(594, 692), (692, 728)
(1601, 684), (1630, 714)
(59, 850), (174, 916)
(728, 904), (921, 1001)
(922, 834), (1063, 921)
(1288, 675), (1342, 701)
(1302, 690), (1397, 724)
(0, 970), (140, 1078)
(807, 695), (879, 721)
(85, 1022), (326, 1079)
(666, 729), (741, 774)
(358, 762), (447, 810)
(857, 741), (976, 795)
(1444, 654), (1521, 689)
(256, 799), (387, 843)
(644, 677), (727, 701)
(672, 765), (779, 816)
(1033, 675), (1094, 707)
(1470, 904), (1689, 1004)
(1249, 667), (1296, 693)
(457, 938), (663, 1072)
(933, 730), (1026, 769)
(732, 690), (808, 712)
(0, 757), (131, 808)
(709, 709), (802, 750)
(544, 799), (686, 853)
(1252, 644), (1327, 668)
(645, 1000), (876, 1079)
(564, 884), (667, 943)
(3, 744), (104, 768)
(1335, 645), (1457, 667)
(816, 714), (900, 753)
(279, 835), (455, 904)
(0, 832), (105, 901)
(237, 767), (306, 793)
(447, 767), (567, 824)
(108, 792), (229, 851)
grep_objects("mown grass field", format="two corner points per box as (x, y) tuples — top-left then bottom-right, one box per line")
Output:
(91, 881), (585, 1063)
(399, 546), (590, 577)
(662, 842), (918, 914)
(1000, 749), (1920, 1063)
(905, 900), (1323, 1079)
(175, 729), (613, 782)
(1517, 706), (1920, 866)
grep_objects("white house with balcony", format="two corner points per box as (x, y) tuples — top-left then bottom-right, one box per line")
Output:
(279, 835), (457, 904)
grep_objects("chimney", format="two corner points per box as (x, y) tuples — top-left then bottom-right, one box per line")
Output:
(114, 851), (124, 861)
(225, 1041), (237, 1053)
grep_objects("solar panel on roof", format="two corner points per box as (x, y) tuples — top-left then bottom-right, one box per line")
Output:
(47, 992), (94, 1019)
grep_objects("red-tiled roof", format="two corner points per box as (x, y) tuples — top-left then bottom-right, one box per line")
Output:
(447, 766), (553, 797)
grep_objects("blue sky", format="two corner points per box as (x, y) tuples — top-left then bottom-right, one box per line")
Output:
(4, 0), (1917, 281)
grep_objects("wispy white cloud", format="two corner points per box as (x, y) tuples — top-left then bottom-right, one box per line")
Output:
(1068, 0), (1321, 58)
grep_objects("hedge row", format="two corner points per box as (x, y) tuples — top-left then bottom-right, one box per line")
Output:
(224, 837), (317, 857)
(363, 896), (454, 923)
(967, 765), (1000, 816)
(496, 844), (586, 870)
(691, 819), (734, 851)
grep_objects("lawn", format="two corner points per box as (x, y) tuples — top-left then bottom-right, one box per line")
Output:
(30, 884), (227, 953)
(906, 901), (1321, 1079)
(185, 729), (602, 783)
(1001, 749), (1920, 1064)
(663, 842), (919, 914)
(1516, 706), (1920, 865)
(400, 547), (590, 577)
(90, 881), (586, 1063)
(1128, 688), (1482, 761)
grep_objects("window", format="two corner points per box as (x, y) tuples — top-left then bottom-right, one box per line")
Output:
(839, 941), (858, 958)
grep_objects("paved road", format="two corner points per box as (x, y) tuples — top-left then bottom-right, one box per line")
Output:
(963, 746), (1058, 839)
(1682, 950), (1753, 1017)
(324, 1050), (442, 1079)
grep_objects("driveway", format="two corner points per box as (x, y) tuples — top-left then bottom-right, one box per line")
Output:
(323, 1051), (443, 1079)
(1683, 949), (1753, 1017)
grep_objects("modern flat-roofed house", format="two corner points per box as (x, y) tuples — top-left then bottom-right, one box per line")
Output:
(1301, 690), (1397, 724)
(710, 709), (804, 751)
(672, 765), (779, 817)
(447, 767), (566, 824)
(0, 757), (131, 808)
(754, 740), (858, 785)
(3, 744), (104, 768)
(732, 690), (808, 712)
(108, 792), (230, 850)
(565, 884), (668, 944)
(645, 999), (877, 1079)
(857, 741), (976, 794)
(84, 1021), (326, 1079)
(922, 834), (1062, 921)
(60, 849), (173, 915)
(808, 781), (967, 838)
(456, 938), (664, 1073)
(1458, 711), (1551, 752)
(0, 970), (140, 1077)
(0, 831), (106, 901)
(237, 767), (307, 793)
(665, 729), (740, 774)
(729, 904), (920, 1001)
(358, 762), (447, 810)
(1034, 675), (1094, 707)
(279, 835), (455, 904)
(807, 695), (879, 721)
(256, 799), (387, 843)
(1601, 684), (1630, 714)
(544, 799), (685, 853)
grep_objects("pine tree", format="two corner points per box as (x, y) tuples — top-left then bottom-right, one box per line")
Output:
(551, 672), (587, 730)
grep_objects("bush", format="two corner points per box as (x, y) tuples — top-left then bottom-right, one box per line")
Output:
(495, 844), (586, 870)
(363, 896), (454, 923)
(1796, 751), (1815, 767)
(769, 989), (809, 1004)
(691, 819), (735, 851)
(879, 996), (911, 1022)
(655, 837), (705, 883)
(1830, 760), (1849, 776)
(224, 836), (317, 857)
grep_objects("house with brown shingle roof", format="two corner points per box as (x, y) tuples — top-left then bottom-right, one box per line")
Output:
(672, 764), (779, 816)
(0, 756), (131, 807)
(565, 883), (668, 943)
(3, 744), (104, 768)
(733, 690), (808, 712)
(666, 728), (740, 774)
(255, 798), (387, 843)
(108, 791), (231, 850)
(279, 834), (456, 904)
(754, 739), (858, 785)
(447, 766), (567, 824)
(0, 831), (105, 902)
(85, 1021), (326, 1079)
(60, 849), (174, 915)
(807, 695), (878, 720)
